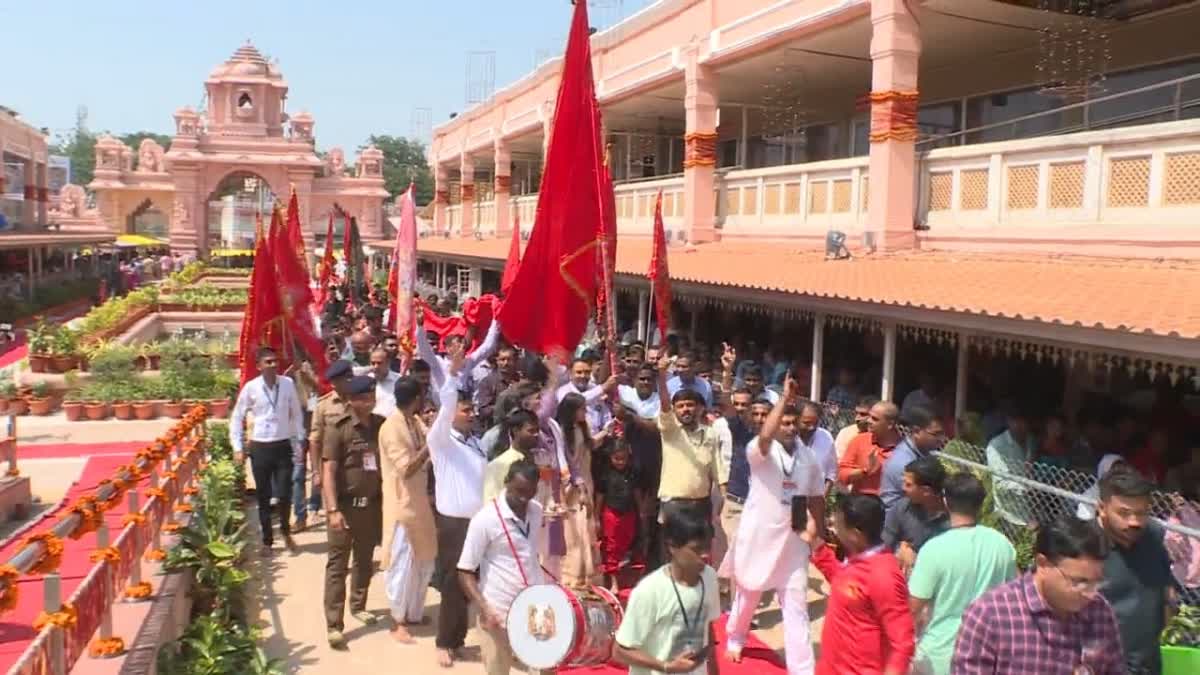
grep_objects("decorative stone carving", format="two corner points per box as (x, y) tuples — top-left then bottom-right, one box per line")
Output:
(289, 111), (314, 141)
(174, 107), (200, 136)
(326, 148), (346, 177)
(172, 199), (190, 230)
(95, 135), (124, 171)
(52, 184), (87, 218)
(137, 139), (165, 173)
(119, 146), (133, 172)
(357, 146), (383, 178)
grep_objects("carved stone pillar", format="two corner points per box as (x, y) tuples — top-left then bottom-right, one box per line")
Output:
(433, 164), (449, 234)
(494, 140), (512, 237)
(21, 161), (35, 225)
(866, 0), (921, 251)
(169, 166), (202, 256)
(460, 155), (476, 238)
(683, 50), (718, 243)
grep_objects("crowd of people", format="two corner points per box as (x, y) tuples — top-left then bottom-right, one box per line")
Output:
(228, 285), (1188, 675)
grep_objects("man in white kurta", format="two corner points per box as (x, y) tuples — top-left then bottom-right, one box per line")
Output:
(721, 379), (825, 675)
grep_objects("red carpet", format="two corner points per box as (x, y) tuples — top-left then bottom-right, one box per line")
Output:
(559, 613), (785, 674)
(0, 444), (147, 666)
(0, 341), (26, 372)
(15, 442), (158, 461)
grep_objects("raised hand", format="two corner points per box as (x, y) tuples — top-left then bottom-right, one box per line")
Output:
(720, 342), (736, 372)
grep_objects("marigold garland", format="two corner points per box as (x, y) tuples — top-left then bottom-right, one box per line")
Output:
(88, 547), (121, 564)
(123, 582), (152, 600)
(144, 488), (167, 501)
(122, 513), (147, 527)
(66, 499), (102, 540)
(163, 522), (182, 534)
(0, 565), (20, 613)
(173, 504), (193, 514)
(22, 533), (64, 575)
(183, 487), (199, 496)
(162, 471), (179, 484)
(868, 89), (920, 143)
(682, 132), (718, 168)
(5, 468), (18, 477)
(144, 548), (166, 562)
(32, 602), (77, 631)
(88, 636), (126, 658)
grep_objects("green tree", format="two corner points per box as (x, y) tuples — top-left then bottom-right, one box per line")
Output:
(50, 128), (96, 187)
(360, 135), (433, 205)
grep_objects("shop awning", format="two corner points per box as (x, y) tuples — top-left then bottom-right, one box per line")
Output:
(211, 248), (254, 257)
(115, 234), (167, 248)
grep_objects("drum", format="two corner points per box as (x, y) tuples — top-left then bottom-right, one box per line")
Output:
(506, 584), (624, 670)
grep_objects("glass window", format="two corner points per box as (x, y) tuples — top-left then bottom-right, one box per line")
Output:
(965, 88), (1084, 143)
(851, 118), (869, 156)
(1089, 60), (1200, 129)
(206, 172), (277, 252)
(917, 102), (962, 148)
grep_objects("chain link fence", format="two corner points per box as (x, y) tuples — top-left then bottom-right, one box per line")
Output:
(814, 401), (1200, 606)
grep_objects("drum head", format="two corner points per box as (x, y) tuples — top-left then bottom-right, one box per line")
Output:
(506, 584), (578, 670)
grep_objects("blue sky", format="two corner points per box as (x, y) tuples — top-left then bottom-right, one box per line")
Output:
(0, 0), (649, 153)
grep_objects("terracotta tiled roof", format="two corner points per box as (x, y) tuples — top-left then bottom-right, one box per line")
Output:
(396, 237), (1200, 340)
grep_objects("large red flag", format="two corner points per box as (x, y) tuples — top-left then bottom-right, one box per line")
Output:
(648, 190), (671, 346)
(315, 213), (335, 310)
(500, 210), (521, 297)
(284, 190), (309, 276)
(275, 197), (330, 380)
(239, 213), (284, 386)
(389, 183), (418, 346)
(496, 0), (606, 357)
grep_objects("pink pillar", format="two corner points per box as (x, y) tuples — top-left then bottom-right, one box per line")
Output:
(35, 163), (47, 227)
(866, 0), (921, 251)
(21, 161), (35, 225)
(683, 50), (718, 244)
(494, 140), (512, 238)
(433, 164), (448, 233)
(460, 155), (476, 238)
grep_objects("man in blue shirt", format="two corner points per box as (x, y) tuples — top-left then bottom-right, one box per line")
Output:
(880, 405), (945, 515)
(666, 351), (713, 408)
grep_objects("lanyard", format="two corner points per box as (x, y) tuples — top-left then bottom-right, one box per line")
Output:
(263, 380), (280, 413)
(493, 499), (530, 586)
(454, 431), (485, 458)
(775, 442), (798, 480)
(667, 568), (706, 636)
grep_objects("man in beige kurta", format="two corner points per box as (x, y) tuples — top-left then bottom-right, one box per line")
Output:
(379, 376), (435, 643)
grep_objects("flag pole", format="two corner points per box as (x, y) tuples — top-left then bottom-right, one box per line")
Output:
(644, 279), (655, 345)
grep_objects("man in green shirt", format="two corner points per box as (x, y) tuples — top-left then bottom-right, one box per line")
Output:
(614, 508), (720, 675)
(908, 472), (1017, 675)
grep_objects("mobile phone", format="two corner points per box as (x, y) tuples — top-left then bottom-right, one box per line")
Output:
(690, 643), (714, 663)
(791, 495), (808, 532)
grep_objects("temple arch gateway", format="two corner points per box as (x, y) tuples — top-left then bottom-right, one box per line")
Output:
(84, 42), (387, 256)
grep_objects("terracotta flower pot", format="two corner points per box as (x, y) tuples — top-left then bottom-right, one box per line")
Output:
(112, 402), (133, 421)
(28, 354), (48, 373)
(132, 401), (156, 420)
(0, 399), (8, 415)
(84, 402), (109, 421)
(51, 355), (76, 373)
(27, 397), (54, 416)
(162, 401), (185, 419)
(208, 399), (231, 418)
(148, 355), (161, 370)
(7, 398), (28, 416)
(62, 401), (85, 422)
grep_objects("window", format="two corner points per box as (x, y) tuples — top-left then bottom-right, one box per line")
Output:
(237, 92), (253, 110)
(1089, 60), (1200, 129)
(964, 88), (1084, 143)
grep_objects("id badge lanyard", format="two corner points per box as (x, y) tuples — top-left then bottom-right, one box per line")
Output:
(669, 568), (706, 650)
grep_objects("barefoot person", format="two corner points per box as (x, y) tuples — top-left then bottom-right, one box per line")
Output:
(380, 376), (434, 643)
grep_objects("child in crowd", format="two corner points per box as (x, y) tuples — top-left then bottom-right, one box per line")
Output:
(596, 442), (643, 590)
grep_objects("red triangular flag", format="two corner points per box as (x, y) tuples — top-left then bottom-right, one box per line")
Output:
(496, 0), (605, 357)
(239, 212), (284, 386)
(500, 210), (521, 297)
(315, 213), (336, 311)
(648, 190), (671, 346)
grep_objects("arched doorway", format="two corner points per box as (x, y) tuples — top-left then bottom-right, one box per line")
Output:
(206, 171), (277, 252)
(127, 198), (169, 239)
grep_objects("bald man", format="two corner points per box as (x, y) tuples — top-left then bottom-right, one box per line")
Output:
(837, 401), (902, 496)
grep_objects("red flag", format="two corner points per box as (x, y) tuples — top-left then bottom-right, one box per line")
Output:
(239, 213), (284, 386)
(274, 198), (330, 381)
(648, 190), (671, 346)
(500, 210), (521, 297)
(315, 213), (335, 310)
(389, 183), (418, 346)
(284, 190), (309, 276)
(596, 145), (619, 373)
(496, 0), (605, 357)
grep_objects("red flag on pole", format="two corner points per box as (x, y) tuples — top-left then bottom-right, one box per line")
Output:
(239, 213), (284, 386)
(284, 190), (309, 276)
(389, 183), (418, 345)
(315, 213), (335, 310)
(500, 210), (521, 297)
(496, 0), (606, 357)
(648, 190), (672, 347)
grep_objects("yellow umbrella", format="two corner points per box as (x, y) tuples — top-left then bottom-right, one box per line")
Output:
(115, 234), (167, 247)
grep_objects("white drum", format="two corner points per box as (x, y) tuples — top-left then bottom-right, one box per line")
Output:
(506, 583), (623, 670)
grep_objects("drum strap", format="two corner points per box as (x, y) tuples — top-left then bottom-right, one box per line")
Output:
(494, 499), (530, 586)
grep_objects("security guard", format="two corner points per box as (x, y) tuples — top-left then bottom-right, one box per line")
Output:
(307, 360), (354, 529)
(321, 375), (384, 649)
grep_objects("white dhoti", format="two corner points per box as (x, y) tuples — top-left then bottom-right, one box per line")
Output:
(725, 563), (814, 675)
(385, 522), (435, 623)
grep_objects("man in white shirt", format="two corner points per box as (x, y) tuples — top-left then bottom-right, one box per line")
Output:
(458, 460), (546, 675)
(369, 347), (401, 418)
(231, 346), (307, 553)
(555, 357), (617, 434)
(427, 343), (487, 668)
(723, 375), (826, 674)
(796, 401), (838, 489)
(415, 306), (502, 396)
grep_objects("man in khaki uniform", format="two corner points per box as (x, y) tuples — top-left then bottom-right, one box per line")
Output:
(380, 376), (435, 643)
(308, 360), (354, 528)
(321, 375), (384, 649)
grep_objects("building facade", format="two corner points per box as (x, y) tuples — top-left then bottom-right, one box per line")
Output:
(0, 109), (50, 229)
(402, 0), (1200, 416)
(78, 43), (388, 255)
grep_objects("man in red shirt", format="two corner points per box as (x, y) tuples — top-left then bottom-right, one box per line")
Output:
(810, 493), (914, 675)
(837, 401), (901, 495)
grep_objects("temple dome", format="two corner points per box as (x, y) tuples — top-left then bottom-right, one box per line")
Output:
(208, 41), (283, 81)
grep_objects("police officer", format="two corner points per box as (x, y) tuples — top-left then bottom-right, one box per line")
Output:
(321, 375), (384, 649)
(308, 360), (354, 529)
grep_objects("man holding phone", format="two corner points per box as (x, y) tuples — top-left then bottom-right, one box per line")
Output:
(722, 374), (826, 674)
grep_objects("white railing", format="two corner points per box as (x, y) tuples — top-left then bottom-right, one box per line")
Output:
(919, 118), (1200, 234)
(614, 176), (686, 238)
(446, 205), (462, 236)
(717, 158), (870, 238)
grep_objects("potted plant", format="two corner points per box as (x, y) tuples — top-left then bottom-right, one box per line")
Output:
(1162, 604), (1200, 674)
(111, 382), (135, 421)
(82, 383), (110, 421)
(27, 318), (52, 373)
(27, 381), (54, 416)
(0, 381), (23, 415)
(159, 371), (186, 419)
(139, 342), (161, 371)
(49, 327), (79, 373)
(62, 371), (85, 422)
(208, 372), (237, 419)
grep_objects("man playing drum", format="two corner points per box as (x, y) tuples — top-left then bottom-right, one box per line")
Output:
(614, 508), (721, 675)
(458, 460), (549, 675)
